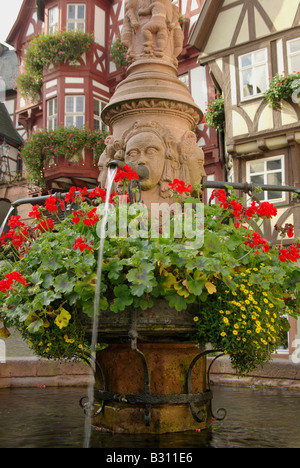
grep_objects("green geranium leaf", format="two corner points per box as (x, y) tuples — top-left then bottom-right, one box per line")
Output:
(54, 273), (76, 294)
(204, 231), (222, 253)
(104, 258), (123, 281)
(165, 291), (188, 311)
(27, 318), (44, 333)
(186, 271), (207, 296)
(110, 285), (133, 313)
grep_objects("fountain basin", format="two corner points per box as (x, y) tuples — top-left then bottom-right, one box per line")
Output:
(81, 300), (210, 433)
(82, 299), (198, 343)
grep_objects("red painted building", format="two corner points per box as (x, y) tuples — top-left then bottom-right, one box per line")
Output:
(6, 0), (223, 193)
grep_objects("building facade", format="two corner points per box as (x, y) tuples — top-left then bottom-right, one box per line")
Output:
(6, 0), (223, 195)
(190, 0), (300, 359)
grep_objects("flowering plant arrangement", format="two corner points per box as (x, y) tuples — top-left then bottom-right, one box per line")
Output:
(0, 169), (299, 374)
(17, 30), (94, 100)
(21, 126), (109, 189)
(264, 72), (300, 108)
(109, 36), (128, 70)
(203, 95), (225, 132)
(178, 13), (187, 30)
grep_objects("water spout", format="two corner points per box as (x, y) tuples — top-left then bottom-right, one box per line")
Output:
(83, 166), (117, 448)
(0, 205), (17, 238)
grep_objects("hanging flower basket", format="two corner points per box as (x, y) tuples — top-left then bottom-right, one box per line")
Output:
(17, 30), (94, 101)
(203, 95), (225, 132)
(264, 72), (300, 108)
(109, 36), (128, 70)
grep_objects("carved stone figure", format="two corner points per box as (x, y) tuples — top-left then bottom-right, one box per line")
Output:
(123, 121), (179, 202)
(139, 0), (171, 56)
(121, 0), (139, 62)
(179, 131), (205, 190)
(98, 135), (116, 188)
(100, 0), (205, 205)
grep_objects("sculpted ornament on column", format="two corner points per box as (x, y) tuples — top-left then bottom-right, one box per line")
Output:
(121, 0), (184, 64)
(98, 121), (206, 204)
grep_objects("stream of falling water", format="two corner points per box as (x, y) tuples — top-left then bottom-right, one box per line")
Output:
(84, 167), (117, 448)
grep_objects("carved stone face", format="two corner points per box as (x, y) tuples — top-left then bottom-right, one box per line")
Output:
(124, 131), (166, 190)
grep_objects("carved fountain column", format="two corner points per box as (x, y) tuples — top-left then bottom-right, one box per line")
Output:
(94, 0), (210, 433)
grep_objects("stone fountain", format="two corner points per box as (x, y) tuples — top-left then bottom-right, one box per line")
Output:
(92, 0), (211, 434)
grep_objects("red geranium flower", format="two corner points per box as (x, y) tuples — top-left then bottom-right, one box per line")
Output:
(45, 195), (58, 213)
(34, 219), (55, 232)
(256, 202), (277, 219)
(73, 237), (93, 252)
(29, 205), (42, 219)
(115, 164), (139, 183)
(169, 179), (192, 194)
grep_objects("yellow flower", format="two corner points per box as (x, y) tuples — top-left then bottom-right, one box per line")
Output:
(78, 344), (83, 349)
(223, 317), (229, 325)
(234, 323), (239, 329)
(220, 332), (226, 337)
(247, 330), (252, 334)
(193, 316), (199, 322)
(54, 308), (71, 330)
(233, 330), (238, 335)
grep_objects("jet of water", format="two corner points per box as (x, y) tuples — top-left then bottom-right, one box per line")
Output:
(84, 167), (117, 448)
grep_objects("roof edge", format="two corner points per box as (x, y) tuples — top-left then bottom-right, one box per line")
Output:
(189, 0), (223, 51)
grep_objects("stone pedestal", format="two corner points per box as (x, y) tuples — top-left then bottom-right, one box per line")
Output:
(91, 0), (210, 434)
(94, 343), (211, 433)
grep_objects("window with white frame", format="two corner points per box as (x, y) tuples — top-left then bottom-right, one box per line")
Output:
(246, 155), (285, 202)
(65, 96), (85, 128)
(287, 38), (300, 73)
(49, 6), (59, 34)
(93, 98), (108, 132)
(179, 73), (190, 89)
(67, 4), (86, 31)
(239, 48), (268, 100)
(47, 97), (57, 130)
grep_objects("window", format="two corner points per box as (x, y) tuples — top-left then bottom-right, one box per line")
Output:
(47, 97), (57, 130)
(239, 48), (268, 100)
(93, 99), (108, 132)
(179, 73), (190, 89)
(246, 155), (285, 203)
(49, 6), (59, 34)
(67, 4), (86, 31)
(287, 38), (300, 73)
(65, 96), (85, 128)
